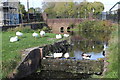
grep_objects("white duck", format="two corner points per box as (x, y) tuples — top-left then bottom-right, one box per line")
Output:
(53, 53), (63, 58)
(10, 36), (18, 42)
(82, 53), (91, 60)
(16, 31), (23, 36)
(64, 53), (69, 58)
(56, 34), (62, 39)
(40, 30), (45, 37)
(63, 34), (69, 38)
(32, 32), (39, 38)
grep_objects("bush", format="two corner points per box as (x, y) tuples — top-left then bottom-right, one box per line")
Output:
(38, 26), (51, 33)
(7, 26), (34, 33)
(78, 20), (113, 32)
(42, 26), (50, 31)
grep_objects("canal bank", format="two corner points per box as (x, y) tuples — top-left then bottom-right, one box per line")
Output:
(102, 24), (118, 78)
(8, 40), (104, 80)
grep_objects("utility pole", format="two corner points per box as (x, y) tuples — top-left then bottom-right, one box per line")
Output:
(27, 0), (29, 22)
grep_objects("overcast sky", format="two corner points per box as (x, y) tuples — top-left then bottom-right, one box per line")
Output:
(20, 0), (120, 12)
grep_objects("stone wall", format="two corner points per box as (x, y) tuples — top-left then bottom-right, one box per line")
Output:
(42, 59), (104, 74)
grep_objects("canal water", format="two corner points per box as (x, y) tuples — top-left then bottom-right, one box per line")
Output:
(69, 31), (109, 60)
(20, 30), (111, 80)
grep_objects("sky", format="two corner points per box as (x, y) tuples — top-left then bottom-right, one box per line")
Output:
(19, 0), (120, 12)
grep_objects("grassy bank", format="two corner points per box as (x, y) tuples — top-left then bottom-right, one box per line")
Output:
(103, 24), (119, 78)
(2, 30), (62, 79)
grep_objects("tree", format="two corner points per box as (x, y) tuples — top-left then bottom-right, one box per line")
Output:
(42, 2), (55, 11)
(92, 2), (104, 15)
(53, 2), (75, 18)
(76, 1), (104, 18)
(42, 1), (104, 18)
(28, 7), (35, 13)
(35, 7), (42, 13)
(42, 2), (56, 18)
(18, 2), (26, 15)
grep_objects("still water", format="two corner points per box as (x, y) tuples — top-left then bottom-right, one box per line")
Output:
(69, 31), (109, 60)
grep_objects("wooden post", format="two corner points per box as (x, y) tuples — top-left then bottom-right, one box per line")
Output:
(39, 48), (43, 59)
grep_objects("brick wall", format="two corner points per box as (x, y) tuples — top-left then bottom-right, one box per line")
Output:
(46, 18), (84, 34)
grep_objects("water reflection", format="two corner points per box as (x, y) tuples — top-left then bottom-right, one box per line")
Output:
(69, 31), (109, 60)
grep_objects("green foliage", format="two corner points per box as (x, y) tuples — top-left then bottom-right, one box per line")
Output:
(43, 1), (104, 18)
(37, 26), (50, 33)
(18, 2), (26, 17)
(29, 7), (35, 13)
(69, 23), (76, 29)
(43, 2), (56, 18)
(53, 2), (75, 18)
(35, 7), (42, 13)
(78, 20), (113, 31)
(7, 26), (34, 33)
(42, 26), (50, 32)
(92, 2), (104, 15)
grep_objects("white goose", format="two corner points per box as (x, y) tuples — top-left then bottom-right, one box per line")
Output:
(56, 34), (62, 39)
(16, 31), (23, 36)
(32, 32), (39, 38)
(64, 53), (69, 58)
(53, 53), (63, 58)
(63, 34), (69, 38)
(10, 36), (18, 42)
(40, 30), (45, 37)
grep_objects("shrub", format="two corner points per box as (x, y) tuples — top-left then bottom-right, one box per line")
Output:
(78, 20), (113, 32)
(7, 26), (34, 33)
(39, 26), (51, 32)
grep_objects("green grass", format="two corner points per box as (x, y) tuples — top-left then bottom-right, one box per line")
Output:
(103, 25), (119, 78)
(2, 31), (62, 79)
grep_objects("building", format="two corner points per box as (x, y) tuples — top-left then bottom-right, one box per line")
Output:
(0, 0), (19, 27)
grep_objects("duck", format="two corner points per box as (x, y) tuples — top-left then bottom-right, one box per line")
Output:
(63, 34), (69, 37)
(32, 32), (39, 38)
(82, 53), (91, 60)
(16, 31), (23, 36)
(64, 53), (69, 59)
(56, 34), (62, 39)
(53, 53), (63, 58)
(40, 30), (45, 37)
(10, 36), (18, 42)
(102, 50), (105, 56)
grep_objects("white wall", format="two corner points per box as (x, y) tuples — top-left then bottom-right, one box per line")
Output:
(0, 2), (3, 26)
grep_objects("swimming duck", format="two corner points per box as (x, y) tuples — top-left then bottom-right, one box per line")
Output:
(82, 53), (91, 60)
